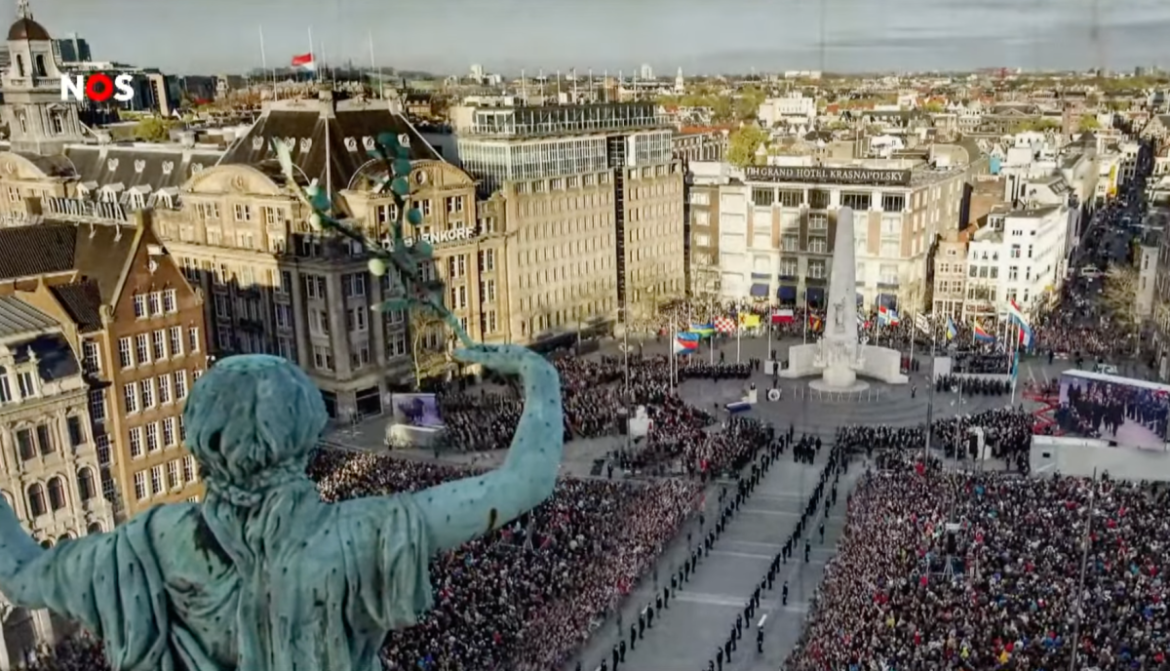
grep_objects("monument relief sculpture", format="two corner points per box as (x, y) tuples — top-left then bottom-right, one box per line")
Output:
(0, 133), (566, 671)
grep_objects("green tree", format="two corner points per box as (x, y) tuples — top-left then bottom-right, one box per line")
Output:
(1078, 115), (1101, 132)
(922, 101), (945, 113)
(134, 117), (174, 143)
(727, 126), (768, 167)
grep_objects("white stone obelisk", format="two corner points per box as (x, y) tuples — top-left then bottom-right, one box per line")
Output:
(819, 207), (861, 388)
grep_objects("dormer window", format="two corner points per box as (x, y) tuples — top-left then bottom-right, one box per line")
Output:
(128, 191), (146, 210)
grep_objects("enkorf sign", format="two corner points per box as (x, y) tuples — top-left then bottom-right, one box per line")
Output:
(60, 73), (135, 104)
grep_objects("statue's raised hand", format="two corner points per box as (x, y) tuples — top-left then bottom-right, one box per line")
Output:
(413, 343), (565, 551)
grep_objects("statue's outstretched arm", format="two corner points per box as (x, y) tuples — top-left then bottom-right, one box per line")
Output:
(0, 500), (50, 606)
(412, 344), (564, 554)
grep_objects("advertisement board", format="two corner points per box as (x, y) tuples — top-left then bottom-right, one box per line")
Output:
(1057, 370), (1170, 450)
(390, 393), (445, 428)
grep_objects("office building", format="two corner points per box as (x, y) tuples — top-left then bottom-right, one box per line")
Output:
(452, 102), (686, 331)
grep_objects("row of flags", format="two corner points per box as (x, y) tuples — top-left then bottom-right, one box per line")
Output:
(672, 300), (1037, 355)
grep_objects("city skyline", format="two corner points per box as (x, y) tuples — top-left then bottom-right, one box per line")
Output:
(26, 0), (1170, 77)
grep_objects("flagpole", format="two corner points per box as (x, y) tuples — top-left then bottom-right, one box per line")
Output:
(925, 320), (936, 462)
(308, 27), (315, 82)
(736, 319), (741, 364)
(670, 321), (676, 394)
(909, 313), (916, 371)
(258, 26), (273, 103)
(803, 295), (808, 344)
(766, 308), (773, 364)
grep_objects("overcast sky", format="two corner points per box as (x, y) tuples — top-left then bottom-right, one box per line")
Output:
(26, 0), (1170, 76)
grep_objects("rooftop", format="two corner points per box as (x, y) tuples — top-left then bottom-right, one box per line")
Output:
(0, 296), (58, 340)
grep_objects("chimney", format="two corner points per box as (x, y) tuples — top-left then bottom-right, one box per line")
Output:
(178, 131), (196, 148)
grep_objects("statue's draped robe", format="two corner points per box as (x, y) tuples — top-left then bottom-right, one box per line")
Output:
(22, 482), (434, 671)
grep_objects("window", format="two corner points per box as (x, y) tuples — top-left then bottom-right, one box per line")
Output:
(150, 466), (163, 496)
(1009, 266), (1019, 281)
(1010, 244), (1021, 259)
(169, 326), (183, 357)
(17, 371), (36, 399)
(166, 461), (179, 490)
(808, 236), (828, 254)
(346, 307), (368, 332)
(133, 472), (147, 501)
(82, 340), (101, 374)
(16, 428), (35, 461)
(78, 468), (96, 501)
(163, 289), (177, 313)
(446, 195), (465, 213)
(808, 190), (830, 209)
(36, 424), (53, 455)
(808, 260), (827, 279)
(882, 193), (906, 211)
(343, 273), (366, 298)
(67, 416), (84, 447)
(841, 193), (871, 210)
(88, 389), (106, 422)
(780, 257), (799, 277)
(183, 456), (197, 483)
(135, 334), (150, 364)
(275, 304), (292, 329)
(234, 204), (252, 221)
(175, 371), (188, 400)
(163, 417), (177, 446)
(140, 379), (155, 409)
(0, 375), (10, 404)
(27, 484), (46, 516)
(313, 345), (334, 371)
(145, 423), (159, 453)
(478, 249), (496, 272)
(48, 477), (66, 511)
(751, 188), (775, 207)
(808, 213), (828, 230)
(880, 239), (901, 257)
(158, 374), (172, 404)
(152, 330), (167, 360)
(188, 326), (200, 352)
(129, 426), (143, 458)
(133, 294), (147, 318)
(778, 190), (802, 207)
(123, 383), (138, 413)
(148, 292), (162, 317)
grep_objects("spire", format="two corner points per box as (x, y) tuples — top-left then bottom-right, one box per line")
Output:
(15, 0), (31, 20)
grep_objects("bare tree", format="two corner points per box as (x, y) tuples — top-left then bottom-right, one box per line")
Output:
(408, 308), (449, 389)
(1102, 264), (1141, 351)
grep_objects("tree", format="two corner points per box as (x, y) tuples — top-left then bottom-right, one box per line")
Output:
(727, 126), (768, 167)
(133, 117), (174, 143)
(922, 101), (946, 113)
(1101, 264), (1141, 350)
(1078, 114), (1101, 132)
(408, 308), (449, 389)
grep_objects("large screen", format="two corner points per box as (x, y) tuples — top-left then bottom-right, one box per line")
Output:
(390, 393), (445, 428)
(1057, 370), (1170, 450)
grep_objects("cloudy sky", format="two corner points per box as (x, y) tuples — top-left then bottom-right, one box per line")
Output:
(26, 0), (1170, 76)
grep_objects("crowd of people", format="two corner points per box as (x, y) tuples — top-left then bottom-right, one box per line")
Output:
(835, 407), (1034, 469)
(312, 449), (703, 671)
(787, 464), (1170, 671)
(1058, 376), (1169, 447)
(934, 374), (1012, 396)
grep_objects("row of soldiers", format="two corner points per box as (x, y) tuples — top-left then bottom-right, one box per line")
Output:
(934, 374), (1012, 396)
(591, 421), (785, 671)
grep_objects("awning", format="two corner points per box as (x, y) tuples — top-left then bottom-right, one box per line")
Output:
(878, 293), (898, 309)
(777, 285), (797, 302)
(806, 287), (825, 306)
(750, 283), (769, 298)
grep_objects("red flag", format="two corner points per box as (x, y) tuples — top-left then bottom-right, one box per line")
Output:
(290, 53), (316, 69)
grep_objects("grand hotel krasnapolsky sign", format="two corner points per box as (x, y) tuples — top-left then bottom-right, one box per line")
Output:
(744, 166), (913, 187)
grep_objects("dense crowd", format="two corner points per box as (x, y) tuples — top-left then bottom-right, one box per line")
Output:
(934, 374), (1012, 396)
(787, 465), (1170, 671)
(311, 450), (702, 671)
(835, 407), (1034, 468)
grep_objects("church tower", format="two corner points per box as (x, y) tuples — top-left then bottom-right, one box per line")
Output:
(0, 0), (84, 155)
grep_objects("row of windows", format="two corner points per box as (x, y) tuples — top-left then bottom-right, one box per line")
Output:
(23, 469), (100, 518)
(128, 415), (185, 458)
(131, 290), (179, 319)
(132, 456), (198, 501)
(118, 326), (200, 368)
(11, 417), (87, 461)
(122, 370), (195, 414)
(0, 367), (45, 405)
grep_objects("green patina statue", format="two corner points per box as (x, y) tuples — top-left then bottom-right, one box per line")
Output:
(0, 133), (565, 671)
